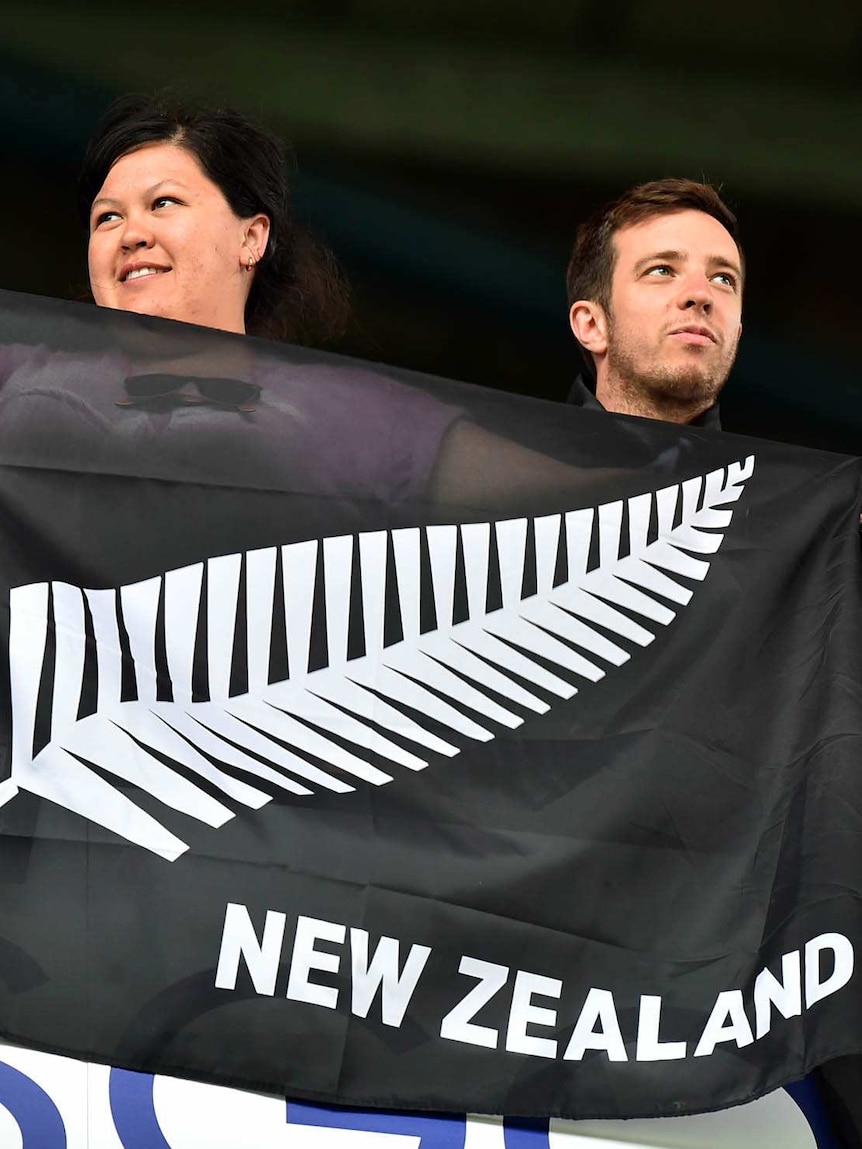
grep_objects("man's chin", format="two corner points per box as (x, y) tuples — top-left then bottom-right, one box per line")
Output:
(652, 375), (722, 405)
(653, 352), (734, 397)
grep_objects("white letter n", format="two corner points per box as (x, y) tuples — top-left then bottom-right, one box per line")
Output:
(214, 902), (286, 996)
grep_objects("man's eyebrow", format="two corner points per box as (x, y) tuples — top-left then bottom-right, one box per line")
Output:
(633, 249), (686, 273)
(632, 249), (743, 280)
(706, 253), (743, 278)
(91, 180), (190, 212)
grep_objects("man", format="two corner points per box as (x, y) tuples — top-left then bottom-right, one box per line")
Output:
(565, 179), (743, 427)
(565, 179), (862, 1147)
(430, 182), (745, 506)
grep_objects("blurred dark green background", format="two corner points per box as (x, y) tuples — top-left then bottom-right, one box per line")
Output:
(2, 0), (862, 450)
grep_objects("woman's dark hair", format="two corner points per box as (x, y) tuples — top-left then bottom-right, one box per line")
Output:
(78, 94), (351, 344)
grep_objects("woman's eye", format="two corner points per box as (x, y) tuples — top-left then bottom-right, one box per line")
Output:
(94, 210), (121, 227)
(152, 196), (180, 209)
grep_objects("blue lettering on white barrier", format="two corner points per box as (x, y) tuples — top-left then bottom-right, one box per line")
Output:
(0, 1060), (66, 1148)
(287, 1100), (468, 1147)
(287, 1101), (556, 1147)
(109, 1066), (172, 1149)
(0, 1045), (823, 1149)
(503, 1117), (551, 1147)
(0, 1053), (555, 1148)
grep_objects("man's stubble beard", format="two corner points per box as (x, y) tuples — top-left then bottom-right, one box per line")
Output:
(604, 312), (738, 416)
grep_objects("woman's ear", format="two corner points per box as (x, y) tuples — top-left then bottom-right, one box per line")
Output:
(243, 214), (271, 265)
(569, 299), (609, 357)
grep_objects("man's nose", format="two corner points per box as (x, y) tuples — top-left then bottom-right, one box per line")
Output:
(679, 274), (713, 312)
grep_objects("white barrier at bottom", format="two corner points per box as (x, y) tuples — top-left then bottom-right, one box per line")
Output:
(0, 1041), (816, 1149)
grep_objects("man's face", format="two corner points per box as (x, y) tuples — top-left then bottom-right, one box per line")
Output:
(603, 209), (743, 411)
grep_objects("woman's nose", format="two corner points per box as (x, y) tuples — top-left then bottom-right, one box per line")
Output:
(120, 215), (154, 250)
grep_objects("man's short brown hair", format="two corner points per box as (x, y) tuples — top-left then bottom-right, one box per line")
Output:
(565, 178), (744, 312)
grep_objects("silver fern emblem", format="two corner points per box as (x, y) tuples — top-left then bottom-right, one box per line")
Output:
(2, 457), (754, 860)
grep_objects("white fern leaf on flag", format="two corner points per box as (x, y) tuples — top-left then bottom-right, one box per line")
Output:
(3, 456), (755, 860)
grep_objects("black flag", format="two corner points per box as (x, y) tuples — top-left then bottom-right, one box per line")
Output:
(0, 288), (860, 1120)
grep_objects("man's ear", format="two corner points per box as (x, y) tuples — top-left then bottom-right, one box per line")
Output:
(569, 299), (609, 357)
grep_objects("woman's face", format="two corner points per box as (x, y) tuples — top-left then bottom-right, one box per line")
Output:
(88, 142), (268, 334)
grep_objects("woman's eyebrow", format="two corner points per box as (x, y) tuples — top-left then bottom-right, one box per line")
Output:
(91, 180), (191, 211)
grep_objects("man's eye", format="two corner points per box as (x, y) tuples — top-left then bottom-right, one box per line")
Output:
(712, 271), (737, 289)
(646, 265), (673, 277)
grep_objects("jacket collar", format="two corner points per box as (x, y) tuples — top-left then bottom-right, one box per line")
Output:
(566, 375), (722, 430)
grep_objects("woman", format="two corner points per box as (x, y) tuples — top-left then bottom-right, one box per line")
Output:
(81, 94), (350, 345)
(1, 93), (648, 518)
(1, 95), (484, 510)
(68, 94), (588, 510)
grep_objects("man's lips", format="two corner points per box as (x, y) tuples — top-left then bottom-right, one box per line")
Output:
(668, 325), (718, 347)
